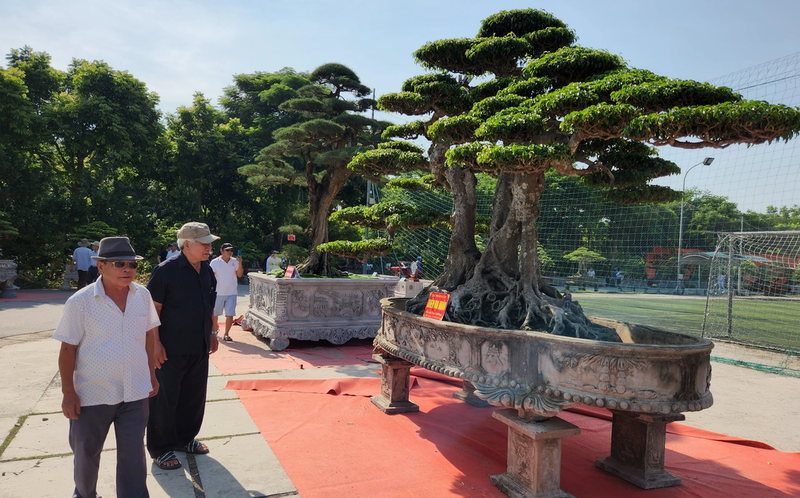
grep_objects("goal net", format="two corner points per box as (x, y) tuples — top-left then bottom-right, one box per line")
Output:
(701, 231), (800, 357)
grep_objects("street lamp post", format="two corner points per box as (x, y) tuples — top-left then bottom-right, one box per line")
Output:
(677, 157), (714, 292)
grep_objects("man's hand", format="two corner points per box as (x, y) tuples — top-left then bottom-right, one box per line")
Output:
(62, 392), (81, 420)
(209, 334), (219, 354)
(149, 376), (160, 397)
(153, 341), (167, 368)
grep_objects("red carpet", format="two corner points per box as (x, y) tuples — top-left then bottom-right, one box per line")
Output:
(0, 290), (70, 302)
(214, 328), (800, 498)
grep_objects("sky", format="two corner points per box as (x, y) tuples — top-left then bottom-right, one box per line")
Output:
(3, 0), (800, 212)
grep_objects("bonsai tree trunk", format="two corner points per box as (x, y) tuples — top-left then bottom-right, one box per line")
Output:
(299, 166), (351, 276)
(407, 142), (481, 311)
(442, 171), (617, 340)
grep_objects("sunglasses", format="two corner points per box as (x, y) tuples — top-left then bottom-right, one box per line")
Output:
(108, 261), (139, 269)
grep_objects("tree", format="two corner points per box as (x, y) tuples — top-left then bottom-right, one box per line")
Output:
(367, 9), (800, 338)
(562, 247), (605, 276)
(240, 63), (388, 276)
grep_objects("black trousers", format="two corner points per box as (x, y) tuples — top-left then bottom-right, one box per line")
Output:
(77, 270), (88, 289)
(146, 353), (209, 458)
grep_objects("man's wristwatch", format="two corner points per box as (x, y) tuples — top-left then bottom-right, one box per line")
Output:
(210, 330), (218, 335)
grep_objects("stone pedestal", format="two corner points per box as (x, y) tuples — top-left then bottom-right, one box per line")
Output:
(453, 380), (490, 407)
(491, 410), (580, 498)
(242, 273), (399, 351)
(595, 410), (685, 489)
(0, 260), (18, 298)
(371, 353), (419, 414)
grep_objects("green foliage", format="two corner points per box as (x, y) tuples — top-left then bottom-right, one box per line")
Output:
(476, 143), (572, 173)
(427, 114), (482, 143)
(476, 106), (547, 143)
(347, 142), (427, 177)
(523, 27), (577, 57)
(378, 91), (432, 114)
(445, 142), (491, 169)
(563, 247), (606, 262)
(316, 238), (393, 262)
(523, 46), (626, 86)
(71, 222), (117, 245)
(561, 103), (639, 138)
(610, 80), (742, 112)
(477, 9), (567, 38)
(413, 38), (479, 74)
(385, 176), (437, 191)
(623, 101), (800, 147)
(602, 185), (681, 205)
(382, 120), (427, 140)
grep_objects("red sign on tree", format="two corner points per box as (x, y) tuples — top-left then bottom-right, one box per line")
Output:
(287, 234), (296, 241)
(423, 292), (450, 320)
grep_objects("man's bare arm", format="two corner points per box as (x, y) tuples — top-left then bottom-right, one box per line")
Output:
(58, 343), (80, 420)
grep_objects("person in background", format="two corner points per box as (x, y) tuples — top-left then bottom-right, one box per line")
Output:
(165, 241), (180, 260)
(266, 250), (283, 272)
(411, 255), (424, 281)
(86, 241), (100, 283)
(209, 243), (243, 341)
(71, 238), (93, 289)
(563, 290), (572, 311)
(54, 237), (160, 498)
(146, 222), (218, 471)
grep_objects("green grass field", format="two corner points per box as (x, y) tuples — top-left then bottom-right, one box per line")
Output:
(573, 292), (800, 352)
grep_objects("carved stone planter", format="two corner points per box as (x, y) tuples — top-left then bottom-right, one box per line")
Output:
(373, 297), (714, 496)
(242, 273), (400, 351)
(0, 260), (18, 298)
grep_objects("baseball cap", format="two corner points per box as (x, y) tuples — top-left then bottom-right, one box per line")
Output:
(221, 242), (234, 251)
(176, 222), (219, 244)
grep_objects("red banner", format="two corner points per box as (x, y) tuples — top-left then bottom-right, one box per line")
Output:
(423, 292), (450, 320)
(284, 265), (301, 279)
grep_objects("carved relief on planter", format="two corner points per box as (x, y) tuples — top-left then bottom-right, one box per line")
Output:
(375, 297), (714, 420)
(0, 260), (18, 298)
(242, 273), (399, 351)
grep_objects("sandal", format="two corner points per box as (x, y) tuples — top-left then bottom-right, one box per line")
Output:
(176, 439), (209, 454)
(155, 450), (182, 470)
(223, 335), (233, 341)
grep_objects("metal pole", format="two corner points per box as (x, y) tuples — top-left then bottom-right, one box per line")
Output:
(738, 216), (743, 294)
(726, 235), (735, 337)
(676, 158), (714, 293)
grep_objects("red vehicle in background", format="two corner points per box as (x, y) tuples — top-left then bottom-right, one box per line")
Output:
(390, 261), (414, 279)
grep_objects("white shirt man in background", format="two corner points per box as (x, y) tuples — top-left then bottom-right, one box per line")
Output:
(266, 250), (283, 272)
(54, 237), (160, 498)
(209, 242), (243, 341)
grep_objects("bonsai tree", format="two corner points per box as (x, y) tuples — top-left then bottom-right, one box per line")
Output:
(563, 247), (605, 276)
(355, 8), (800, 339)
(240, 63), (389, 276)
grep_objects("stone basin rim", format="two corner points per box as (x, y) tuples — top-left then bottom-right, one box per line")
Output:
(381, 297), (714, 355)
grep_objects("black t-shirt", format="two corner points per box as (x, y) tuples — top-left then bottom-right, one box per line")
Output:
(148, 253), (217, 355)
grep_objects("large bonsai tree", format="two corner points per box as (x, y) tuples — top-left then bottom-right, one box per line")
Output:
(240, 63), (388, 276)
(349, 8), (800, 338)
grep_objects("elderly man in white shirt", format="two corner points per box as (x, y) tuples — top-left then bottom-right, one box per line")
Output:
(54, 237), (161, 498)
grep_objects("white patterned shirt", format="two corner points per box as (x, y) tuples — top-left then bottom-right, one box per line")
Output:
(53, 277), (161, 406)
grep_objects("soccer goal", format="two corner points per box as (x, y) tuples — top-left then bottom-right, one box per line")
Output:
(701, 231), (800, 355)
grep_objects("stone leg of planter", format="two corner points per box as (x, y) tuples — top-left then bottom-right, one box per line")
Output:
(371, 353), (419, 414)
(490, 409), (580, 498)
(452, 379), (490, 407)
(595, 410), (685, 489)
(1, 279), (17, 298)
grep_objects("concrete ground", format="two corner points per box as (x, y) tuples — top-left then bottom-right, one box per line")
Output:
(0, 285), (798, 498)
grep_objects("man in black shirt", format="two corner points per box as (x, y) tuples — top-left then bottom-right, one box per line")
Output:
(146, 222), (219, 470)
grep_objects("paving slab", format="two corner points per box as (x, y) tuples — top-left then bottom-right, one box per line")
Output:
(1, 413), (117, 459)
(0, 451), (197, 498)
(196, 434), (298, 498)
(197, 399), (260, 441)
(0, 339), (60, 418)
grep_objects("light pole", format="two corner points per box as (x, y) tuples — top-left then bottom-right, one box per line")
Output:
(677, 157), (714, 292)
